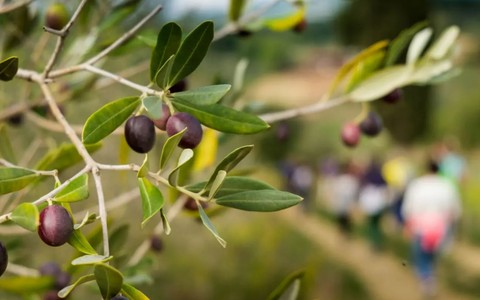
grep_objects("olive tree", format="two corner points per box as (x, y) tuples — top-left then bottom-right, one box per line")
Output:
(0, 0), (459, 299)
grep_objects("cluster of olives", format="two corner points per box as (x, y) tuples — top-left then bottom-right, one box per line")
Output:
(40, 262), (71, 300)
(125, 105), (203, 154)
(341, 88), (402, 147)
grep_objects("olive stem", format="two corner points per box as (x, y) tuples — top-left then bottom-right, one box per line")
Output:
(6, 262), (40, 277)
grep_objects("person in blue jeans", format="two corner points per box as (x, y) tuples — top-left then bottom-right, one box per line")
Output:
(402, 160), (461, 298)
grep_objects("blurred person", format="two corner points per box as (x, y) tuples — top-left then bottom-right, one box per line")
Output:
(359, 159), (389, 251)
(402, 159), (462, 298)
(329, 160), (360, 236)
(434, 137), (467, 186)
(382, 153), (415, 228)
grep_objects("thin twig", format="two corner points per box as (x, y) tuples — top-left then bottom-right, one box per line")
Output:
(43, 0), (90, 77)
(6, 262), (40, 277)
(259, 95), (350, 124)
(86, 4), (163, 66)
(92, 168), (110, 256)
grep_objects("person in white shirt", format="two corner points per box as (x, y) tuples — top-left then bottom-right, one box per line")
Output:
(402, 159), (462, 297)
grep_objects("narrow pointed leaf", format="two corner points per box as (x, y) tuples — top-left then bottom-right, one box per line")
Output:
(0, 276), (54, 294)
(0, 56), (19, 81)
(229, 0), (248, 21)
(94, 264), (124, 300)
(425, 25), (460, 60)
(187, 176), (275, 198)
(172, 99), (269, 134)
(0, 124), (16, 163)
(345, 51), (385, 92)
(74, 212), (97, 230)
(35, 143), (102, 171)
(82, 97), (140, 144)
(159, 128), (186, 170)
(385, 21), (428, 66)
(142, 96), (163, 120)
(171, 84), (231, 105)
(349, 65), (412, 102)
(408, 59), (452, 85)
(265, 7), (305, 31)
(137, 155), (149, 178)
(168, 21), (214, 87)
(267, 270), (305, 300)
(72, 255), (113, 266)
(208, 170), (227, 200)
(204, 145), (253, 191)
(198, 204), (226, 248)
(121, 283), (149, 300)
(406, 27), (432, 65)
(168, 148), (194, 186)
(160, 208), (171, 235)
(58, 274), (95, 298)
(10, 203), (39, 232)
(155, 54), (175, 89)
(54, 174), (89, 203)
(137, 178), (165, 227)
(216, 189), (303, 212)
(68, 229), (98, 255)
(0, 167), (38, 195)
(150, 22), (182, 81)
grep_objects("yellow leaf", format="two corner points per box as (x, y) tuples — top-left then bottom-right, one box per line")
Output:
(193, 128), (218, 172)
(265, 7), (305, 32)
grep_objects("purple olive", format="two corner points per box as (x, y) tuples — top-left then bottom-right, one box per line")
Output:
(125, 115), (156, 153)
(45, 3), (69, 31)
(111, 295), (128, 300)
(293, 18), (307, 33)
(382, 88), (403, 104)
(150, 235), (164, 253)
(0, 242), (8, 277)
(183, 198), (208, 211)
(43, 290), (62, 300)
(166, 113), (203, 149)
(39, 263), (71, 289)
(341, 122), (361, 147)
(152, 104), (171, 131)
(360, 111), (383, 137)
(7, 113), (24, 126)
(38, 205), (73, 247)
(237, 29), (253, 38)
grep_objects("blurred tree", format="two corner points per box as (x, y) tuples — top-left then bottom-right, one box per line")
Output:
(335, 0), (431, 144)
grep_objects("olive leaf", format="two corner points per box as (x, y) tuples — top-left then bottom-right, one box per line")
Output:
(10, 203), (39, 232)
(94, 263), (124, 300)
(71, 255), (113, 266)
(137, 178), (165, 227)
(150, 22), (182, 82)
(0, 56), (19, 81)
(82, 96), (140, 144)
(58, 274), (95, 299)
(198, 203), (227, 248)
(121, 283), (150, 300)
(0, 167), (38, 195)
(68, 229), (98, 255)
(171, 84), (231, 105)
(35, 143), (102, 172)
(187, 176), (275, 198)
(54, 174), (89, 203)
(216, 190), (303, 212)
(159, 128), (186, 170)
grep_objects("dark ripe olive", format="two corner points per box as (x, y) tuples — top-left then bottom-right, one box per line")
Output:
(150, 235), (164, 253)
(166, 113), (203, 149)
(293, 18), (307, 33)
(111, 295), (128, 300)
(125, 115), (156, 153)
(183, 198), (208, 211)
(360, 111), (383, 137)
(38, 205), (74, 247)
(152, 104), (171, 131)
(169, 79), (188, 93)
(382, 88), (403, 104)
(7, 113), (24, 126)
(39, 262), (71, 290)
(341, 122), (361, 147)
(45, 3), (70, 30)
(0, 241), (8, 277)
(236, 29), (253, 38)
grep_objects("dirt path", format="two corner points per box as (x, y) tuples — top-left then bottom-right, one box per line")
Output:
(278, 208), (474, 300)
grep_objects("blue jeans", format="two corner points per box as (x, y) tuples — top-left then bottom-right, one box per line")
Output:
(412, 235), (437, 281)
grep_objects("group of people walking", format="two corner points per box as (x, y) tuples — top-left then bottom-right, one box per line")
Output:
(322, 144), (465, 297)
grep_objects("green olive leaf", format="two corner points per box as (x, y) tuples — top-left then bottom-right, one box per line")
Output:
(167, 21), (214, 87)
(187, 176), (275, 198)
(35, 142), (102, 172)
(385, 21), (428, 66)
(58, 274), (95, 299)
(137, 154), (149, 178)
(198, 203), (227, 248)
(168, 148), (194, 186)
(137, 178), (165, 227)
(172, 99), (269, 134)
(208, 170), (227, 200)
(0, 124), (16, 163)
(82, 96), (140, 145)
(155, 54), (175, 89)
(71, 255), (113, 266)
(0, 56), (19, 81)
(142, 96), (163, 120)
(94, 263), (124, 300)
(0, 167), (38, 195)
(159, 128), (186, 170)
(160, 208), (171, 235)
(425, 25), (460, 60)
(406, 27), (433, 65)
(74, 211), (97, 230)
(203, 145), (253, 192)
(68, 229), (98, 255)
(54, 174), (89, 203)
(267, 270), (305, 300)
(121, 283), (150, 300)
(229, 0), (248, 21)
(10, 203), (39, 232)
(171, 84), (231, 105)
(216, 190), (303, 212)
(150, 22), (182, 82)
